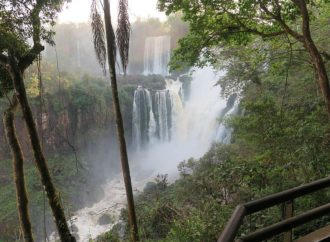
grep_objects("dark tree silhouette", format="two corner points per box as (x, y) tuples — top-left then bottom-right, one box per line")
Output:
(3, 96), (34, 242)
(0, 1), (75, 241)
(90, 0), (139, 240)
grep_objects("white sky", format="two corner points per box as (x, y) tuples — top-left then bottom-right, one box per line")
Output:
(58, 0), (167, 23)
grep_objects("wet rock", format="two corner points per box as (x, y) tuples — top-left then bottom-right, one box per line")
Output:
(98, 214), (113, 225)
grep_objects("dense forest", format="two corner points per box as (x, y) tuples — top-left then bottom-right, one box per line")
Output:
(1, 0), (330, 242)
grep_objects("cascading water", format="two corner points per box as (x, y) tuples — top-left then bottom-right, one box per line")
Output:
(215, 95), (239, 144)
(134, 66), (237, 176)
(56, 66), (237, 241)
(154, 90), (171, 141)
(132, 86), (155, 149)
(132, 79), (184, 148)
(133, 67), (238, 152)
(58, 35), (239, 241)
(143, 35), (171, 76)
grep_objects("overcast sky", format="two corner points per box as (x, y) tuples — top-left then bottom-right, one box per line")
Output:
(58, 0), (167, 23)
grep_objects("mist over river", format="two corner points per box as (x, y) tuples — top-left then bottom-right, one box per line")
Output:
(49, 36), (237, 242)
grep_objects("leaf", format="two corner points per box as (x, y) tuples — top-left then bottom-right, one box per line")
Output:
(116, 0), (130, 74)
(90, 0), (107, 75)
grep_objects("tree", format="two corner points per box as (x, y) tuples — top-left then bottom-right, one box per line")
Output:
(3, 95), (34, 242)
(158, 0), (330, 116)
(90, 0), (139, 240)
(0, 1), (75, 241)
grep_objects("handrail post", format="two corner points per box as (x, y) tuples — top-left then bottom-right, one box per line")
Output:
(283, 200), (294, 242)
(218, 205), (246, 242)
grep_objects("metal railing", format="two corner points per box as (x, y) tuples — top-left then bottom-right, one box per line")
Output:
(218, 176), (330, 242)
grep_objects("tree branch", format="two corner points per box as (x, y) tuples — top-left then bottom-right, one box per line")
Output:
(245, 28), (285, 38)
(259, 1), (304, 42)
(18, 0), (44, 71)
(224, 10), (286, 39)
(292, 0), (311, 41)
(19, 44), (44, 71)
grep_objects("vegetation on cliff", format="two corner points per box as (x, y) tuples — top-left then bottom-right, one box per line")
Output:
(102, 43), (330, 240)
(97, 1), (330, 240)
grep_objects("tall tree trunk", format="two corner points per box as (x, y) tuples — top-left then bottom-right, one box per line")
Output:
(3, 96), (34, 242)
(103, 0), (139, 240)
(8, 58), (75, 242)
(294, 0), (330, 116)
(305, 40), (330, 116)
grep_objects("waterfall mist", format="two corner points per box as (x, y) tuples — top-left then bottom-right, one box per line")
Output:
(57, 35), (238, 241)
(131, 66), (230, 177)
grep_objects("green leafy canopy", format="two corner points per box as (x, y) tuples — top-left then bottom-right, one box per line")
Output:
(0, 0), (70, 56)
(157, 0), (329, 70)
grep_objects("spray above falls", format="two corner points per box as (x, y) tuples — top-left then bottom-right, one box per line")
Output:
(64, 35), (238, 241)
(131, 66), (239, 177)
(132, 66), (239, 157)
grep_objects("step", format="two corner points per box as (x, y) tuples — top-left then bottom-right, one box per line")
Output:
(296, 224), (330, 242)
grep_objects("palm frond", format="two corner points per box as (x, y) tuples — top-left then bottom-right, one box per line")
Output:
(90, 0), (107, 75)
(116, 0), (130, 74)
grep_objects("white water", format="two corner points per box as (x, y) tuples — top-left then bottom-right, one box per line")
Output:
(143, 35), (171, 76)
(48, 67), (228, 242)
(48, 177), (149, 242)
(132, 86), (153, 149)
(155, 90), (171, 141)
(215, 102), (239, 144)
(132, 79), (183, 148)
(134, 67), (230, 176)
(48, 66), (236, 241)
(48, 35), (238, 241)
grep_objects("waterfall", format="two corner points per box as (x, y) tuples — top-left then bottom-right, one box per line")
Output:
(132, 86), (154, 149)
(134, 66), (238, 175)
(132, 67), (239, 150)
(215, 94), (239, 143)
(164, 79), (184, 140)
(63, 66), (239, 241)
(147, 90), (156, 143)
(132, 79), (184, 148)
(154, 90), (171, 141)
(143, 35), (171, 76)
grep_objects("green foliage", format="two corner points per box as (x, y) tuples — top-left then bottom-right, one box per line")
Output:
(158, 0), (329, 71)
(94, 224), (122, 242)
(0, 0), (69, 55)
(105, 14), (330, 239)
(0, 155), (86, 241)
(94, 231), (121, 242)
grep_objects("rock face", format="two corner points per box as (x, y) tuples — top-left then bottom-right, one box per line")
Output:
(98, 214), (113, 225)
(0, 75), (167, 160)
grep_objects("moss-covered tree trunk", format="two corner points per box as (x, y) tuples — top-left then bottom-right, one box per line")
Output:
(8, 57), (75, 242)
(103, 0), (139, 240)
(296, 0), (330, 117)
(3, 96), (34, 242)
